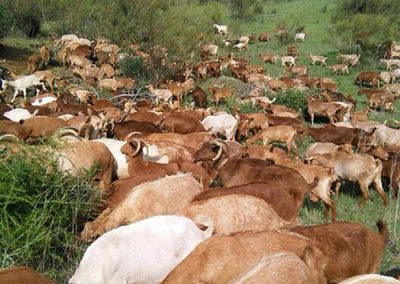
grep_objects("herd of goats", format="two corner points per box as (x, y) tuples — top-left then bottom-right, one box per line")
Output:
(1, 24), (400, 283)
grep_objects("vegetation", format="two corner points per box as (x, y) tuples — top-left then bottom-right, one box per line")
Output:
(333, 0), (400, 55)
(268, 90), (308, 113)
(0, 3), (13, 39)
(301, 191), (400, 274)
(0, 144), (100, 282)
(0, 0), (400, 281)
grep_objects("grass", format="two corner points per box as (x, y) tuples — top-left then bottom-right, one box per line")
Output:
(300, 190), (400, 274)
(0, 143), (100, 282)
(203, 0), (400, 274)
(0, 0), (400, 280)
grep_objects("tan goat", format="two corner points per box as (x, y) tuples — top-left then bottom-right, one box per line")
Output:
(246, 125), (297, 153)
(181, 194), (290, 235)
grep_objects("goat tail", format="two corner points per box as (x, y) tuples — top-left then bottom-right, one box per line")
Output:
(376, 220), (389, 243)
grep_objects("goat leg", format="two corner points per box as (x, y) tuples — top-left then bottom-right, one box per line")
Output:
(11, 89), (19, 102)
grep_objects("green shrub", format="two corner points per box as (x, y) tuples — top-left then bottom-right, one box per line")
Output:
(119, 57), (150, 80)
(0, 145), (99, 282)
(4, 0), (41, 37)
(0, 4), (13, 39)
(333, 0), (400, 55)
(268, 90), (308, 113)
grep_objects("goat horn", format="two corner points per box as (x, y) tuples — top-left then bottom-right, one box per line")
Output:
(108, 120), (115, 132)
(0, 134), (20, 142)
(211, 140), (228, 161)
(56, 127), (79, 137)
(131, 138), (142, 157)
(59, 134), (83, 142)
(125, 132), (142, 140)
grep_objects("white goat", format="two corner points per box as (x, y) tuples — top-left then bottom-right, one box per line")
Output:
(2, 76), (46, 102)
(69, 215), (211, 284)
(281, 56), (296, 67)
(213, 24), (228, 35)
(379, 71), (392, 84)
(390, 68), (400, 82)
(202, 112), (240, 141)
(147, 84), (173, 103)
(31, 94), (57, 106)
(3, 108), (38, 122)
(294, 32), (305, 41)
(234, 42), (248, 51)
(380, 59), (400, 71)
(95, 138), (128, 178)
(309, 54), (327, 65)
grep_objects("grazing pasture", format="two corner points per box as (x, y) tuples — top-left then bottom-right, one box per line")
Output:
(0, 0), (399, 282)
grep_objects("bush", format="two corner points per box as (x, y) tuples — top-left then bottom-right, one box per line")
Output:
(4, 0), (41, 37)
(0, 145), (99, 282)
(333, 0), (400, 55)
(268, 90), (308, 112)
(0, 4), (13, 39)
(119, 56), (150, 81)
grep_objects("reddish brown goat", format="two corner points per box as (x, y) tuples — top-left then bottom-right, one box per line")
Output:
(161, 113), (205, 134)
(355, 71), (380, 88)
(21, 116), (68, 140)
(0, 266), (55, 284)
(266, 114), (304, 132)
(0, 120), (28, 140)
(217, 158), (317, 198)
(306, 126), (368, 146)
(190, 87), (207, 108)
(206, 60), (222, 77)
(228, 64), (249, 82)
(124, 111), (163, 125)
(291, 221), (388, 283)
(112, 121), (162, 140)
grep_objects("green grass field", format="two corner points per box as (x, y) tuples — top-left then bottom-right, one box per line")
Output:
(0, 0), (399, 281)
(208, 0), (400, 273)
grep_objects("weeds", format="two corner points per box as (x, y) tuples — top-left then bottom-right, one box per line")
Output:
(268, 90), (308, 113)
(0, 146), (100, 282)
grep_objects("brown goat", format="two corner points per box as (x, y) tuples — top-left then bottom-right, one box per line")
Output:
(161, 113), (205, 134)
(0, 120), (28, 140)
(291, 221), (388, 283)
(355, 71), (380, 88)
(0, 266), (55, 284)
(217, 158), (317, 198)
(258, 32), (271, 42)
(210, 86), (233, 106)
(191, 87), (207, 108)
(246, 125), (298, 153)
(112, 121), (162, 140)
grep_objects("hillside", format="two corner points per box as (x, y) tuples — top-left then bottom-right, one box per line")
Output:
(0, 0), (399, 282)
